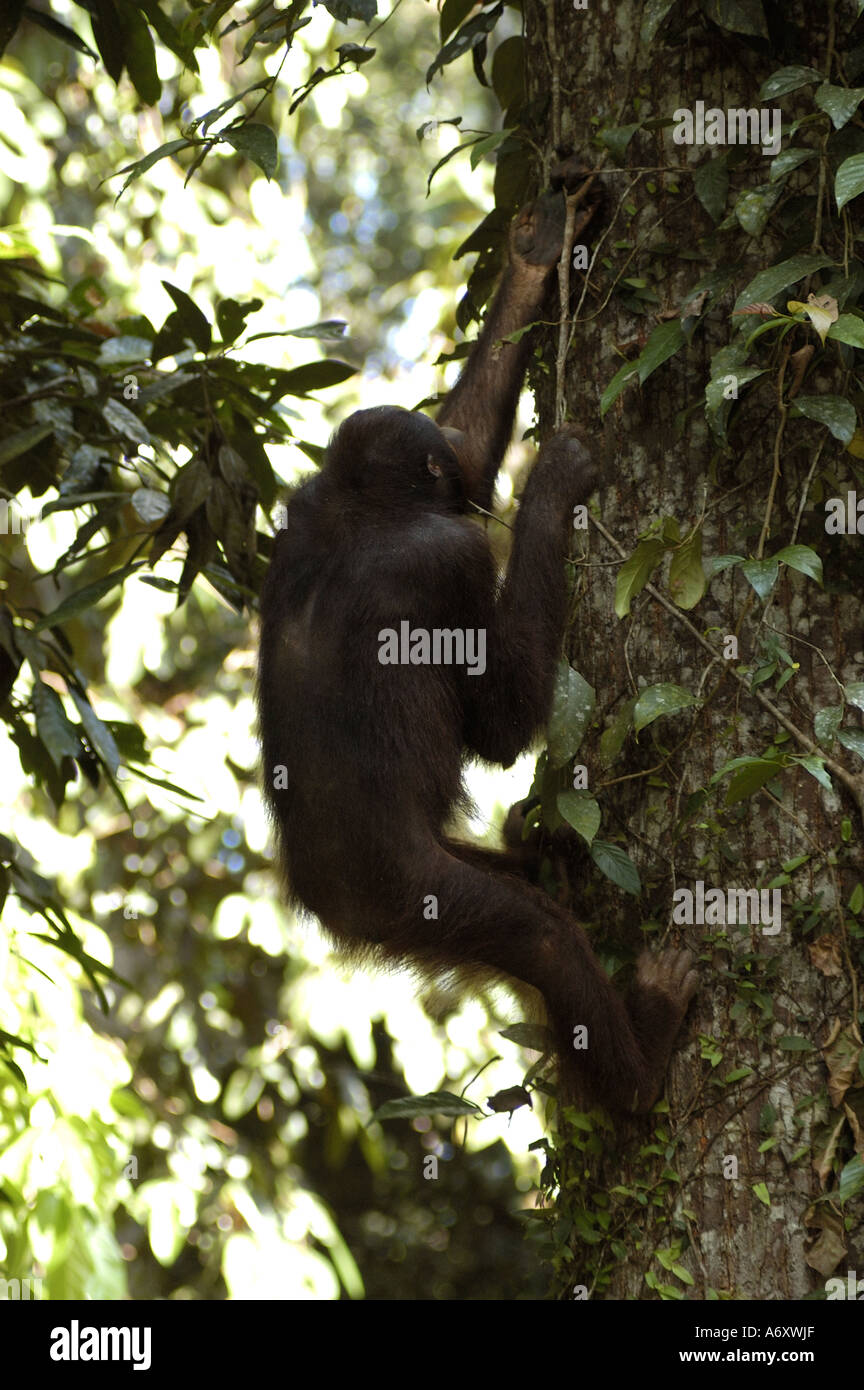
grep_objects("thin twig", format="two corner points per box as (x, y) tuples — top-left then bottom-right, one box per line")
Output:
(554, 178), (598, 426)
(756, 342), (790, 559)
(545, 0), (562, 172)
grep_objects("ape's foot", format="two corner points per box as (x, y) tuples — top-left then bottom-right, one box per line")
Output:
(628, 949), (698, 1112)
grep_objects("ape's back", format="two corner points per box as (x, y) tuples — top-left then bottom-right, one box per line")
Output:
(257, 473), (492, 917)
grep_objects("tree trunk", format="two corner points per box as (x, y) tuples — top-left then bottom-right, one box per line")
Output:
(523, 0), (864, 1300)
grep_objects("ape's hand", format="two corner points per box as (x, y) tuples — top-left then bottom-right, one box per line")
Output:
(531, 424), (603, 504)
(509, 157), (603, 275)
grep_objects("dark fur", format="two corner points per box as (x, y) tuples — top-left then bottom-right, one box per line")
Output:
(257, 180), (696, 1111)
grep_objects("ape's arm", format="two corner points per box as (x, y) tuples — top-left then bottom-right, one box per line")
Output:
(436, 200), (560, 511)
(437, 162), (601, 510)
(463, 429), (600, 766)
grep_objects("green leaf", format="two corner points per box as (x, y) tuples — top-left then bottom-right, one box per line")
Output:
(424, 135), (483, 193)
(556, 791), (601, 845)
(284, 319), (348, 340)
(705, 365), (765, 432)
(599, 698), (635, 767)
(112, 139), (194, 198)
(637, 319), (685, 384)
(836, 154), (864, 213)
(469, 128), (516, 170)
(600, 359), (639, 416)
(735, 254), (831, 311)
(634, 683), (699, 734)
(32, 563), (142, 631)
(144, 1180), (190, 1266)
(103, 397), (151, 445)
(668, 530), (706, 609)
(815, 82), (864, 130)
(838, 729), (864, 760)
(790, 394), (856, 444)
(117, 0), (160, 106)
(169, 457), (210, 524)
(161, 281), (212, 353)
(426, 2), (504, 85)
(740, 557), (778, 600)
(845, 682), (864, 712)
(272, 360), (356, 396)
(547, 663), (595, 768)
(191, 82), (271, 137)
(491, 36), (524, 111)
(773, 544), (823, 584)
(138, 576), (177, 594)
(440, 0), (475, 43)
(705, 553), (746, 577)
(813, 705), (842, 745)
(702, 0), (768, 39)
(0, 1056), (27, 1085)
(752, 1181), (771, 1207)
(725, 757), (783, 803)
(215, 296), (263, 345)
(768, 148), (816, 183)
(69, 688), (121, 775)
(827, 313), (864, 347)
(0, 225), (39, 258)
(22, 9), (98, 59)
(0, 423), (53, 466)
(736, 183), (781, 237)
(776, 1035), (813, 1051)
(837, 1155), (864, 1204)
(321, 0), (377, 21)
(137, 0), (198, 70)
(781, 854), (809, 873)
(589, 841), (641, 897)
(32, 683), (82, 769)
(693, 154), (729, 222)
(499, 1022), (552, 1051)
(337, 43), (376, 66)
(98, 334), (153, 364)
(797, 756), (832, 791)
(640, 0), (677, 43)
(222, 123), (278, 179)
(90, 0), (125, 81)
(223, 1068), (265, 1120)
(599, 123), (642, 162)
(614, 537), (666, 617)
(759, 66), (823, 100)
(125, 764), (204, 802)
(375, 1091), (481, 1119)
(135, 371), (195, 405)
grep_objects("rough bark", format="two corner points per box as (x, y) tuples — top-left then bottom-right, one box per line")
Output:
(522, 0), (864, 1300)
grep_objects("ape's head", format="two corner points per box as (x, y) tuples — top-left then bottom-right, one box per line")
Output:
(326, 406), (466, 509)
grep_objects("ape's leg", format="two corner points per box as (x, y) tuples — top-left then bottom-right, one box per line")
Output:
(391, 848), (697, 1112)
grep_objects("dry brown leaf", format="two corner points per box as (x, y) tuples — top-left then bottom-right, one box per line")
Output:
(808, 934), (843, 978)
